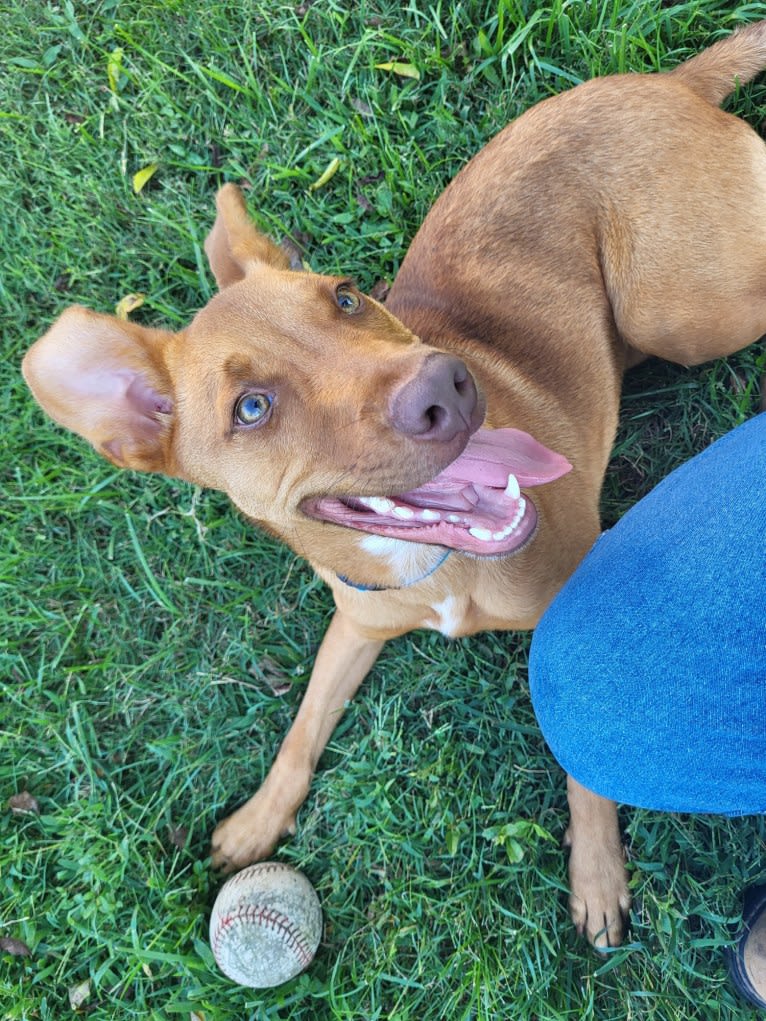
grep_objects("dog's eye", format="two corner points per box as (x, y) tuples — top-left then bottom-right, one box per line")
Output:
(234, 392), (273, 427)
(336, 285), (361, 314)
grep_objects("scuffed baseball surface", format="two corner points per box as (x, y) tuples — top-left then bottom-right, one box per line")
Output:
(209, 862), (323, 988)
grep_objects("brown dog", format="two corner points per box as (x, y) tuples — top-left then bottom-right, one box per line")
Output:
(23, 23), (766, 948)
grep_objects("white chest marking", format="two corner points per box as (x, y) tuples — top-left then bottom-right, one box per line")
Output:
(359, 534), (438, 579)
(358, 536), (460, 632)
(431, 596), (462, 637)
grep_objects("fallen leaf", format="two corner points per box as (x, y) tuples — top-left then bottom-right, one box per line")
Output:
(308, 156), (341, 192)
(375, 61), (420, 80)
(727, 369), (748, 394)
(115, 293), (145, 320)
(250, 656), (292, 696)
(351, 97), (373, 118)
(8, 791), (39, 815)
(69, 979), (91, 1010)
(133, 163), (159, 194)
(167, 825), (188, 851)
(0, 937), (31, 956)
(107, 47), (124, 94)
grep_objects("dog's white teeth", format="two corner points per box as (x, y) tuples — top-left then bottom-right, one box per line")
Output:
(505, 473), (521, 500)
(489, 500), (529, 542)
(447, 514), (461, 523)
(360, 499), (446, 523)
(360, 497), (395, 514)
(468, 527), (494, 542)
(509, 498), (526, 530)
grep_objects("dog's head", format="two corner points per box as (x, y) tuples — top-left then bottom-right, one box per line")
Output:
(23, 185), (569, 571)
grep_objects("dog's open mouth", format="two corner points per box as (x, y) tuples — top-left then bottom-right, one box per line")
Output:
(302, 428), (572, 557)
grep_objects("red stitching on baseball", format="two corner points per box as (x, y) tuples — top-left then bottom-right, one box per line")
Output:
(228, 863), (289, 888)
(212, 903), (314, 966)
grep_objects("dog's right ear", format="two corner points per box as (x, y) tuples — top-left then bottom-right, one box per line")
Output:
(22, 306), (176, 474)
(204, 183), (291, 288)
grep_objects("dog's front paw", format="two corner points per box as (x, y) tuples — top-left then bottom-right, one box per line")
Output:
(566, 824), (631, 949)
(210, 788), (298, 872)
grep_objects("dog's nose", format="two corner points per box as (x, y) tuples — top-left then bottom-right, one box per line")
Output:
(389, 354), (478, 441)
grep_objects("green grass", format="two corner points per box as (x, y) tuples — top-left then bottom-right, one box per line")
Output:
(2, 0), (766, 1017)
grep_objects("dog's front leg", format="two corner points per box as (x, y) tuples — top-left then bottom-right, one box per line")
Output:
(565, 775), (631, 949)
(211, 608), (385, 871)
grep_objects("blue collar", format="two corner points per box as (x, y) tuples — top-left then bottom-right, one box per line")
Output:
(337, 548), (452, 592)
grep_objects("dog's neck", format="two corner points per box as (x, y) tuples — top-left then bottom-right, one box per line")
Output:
(308, 533), (452, 593)
(336, 543), (452, 591)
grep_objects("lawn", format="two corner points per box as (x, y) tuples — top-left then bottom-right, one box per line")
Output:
(2, 1), (766, 1018)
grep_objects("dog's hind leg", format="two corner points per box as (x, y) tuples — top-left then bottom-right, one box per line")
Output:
(599, 84), (766, 368)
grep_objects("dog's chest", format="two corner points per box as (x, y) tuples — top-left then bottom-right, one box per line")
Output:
(426, 595), (467, 637)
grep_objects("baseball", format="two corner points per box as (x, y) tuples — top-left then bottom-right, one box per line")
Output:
(209, 862), (323, 988)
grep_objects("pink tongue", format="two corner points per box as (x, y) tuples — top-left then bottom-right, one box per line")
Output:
(434, 427), (572, 488)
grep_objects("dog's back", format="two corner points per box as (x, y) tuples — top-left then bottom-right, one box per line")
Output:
(388, 21), (766, 378)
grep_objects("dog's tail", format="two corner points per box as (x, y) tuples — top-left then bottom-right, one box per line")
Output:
(669, 21), (766, 105)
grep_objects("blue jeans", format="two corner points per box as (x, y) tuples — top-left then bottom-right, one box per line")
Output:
(529, 413), (766, 815)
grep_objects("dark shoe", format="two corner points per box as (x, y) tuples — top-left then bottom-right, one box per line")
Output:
(727, 885), (766, 1010)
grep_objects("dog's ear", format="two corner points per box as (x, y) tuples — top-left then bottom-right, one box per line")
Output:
(22, 306), (175, 473)
(204, 183), (291, 288)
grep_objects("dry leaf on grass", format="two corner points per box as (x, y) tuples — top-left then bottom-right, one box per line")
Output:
(8, 791), (39, 815)
(167, 825), (189, 851)
(351, 97), (373, 118)
(308, 156), (341, 192)
(133, 163), (159, 194)
(375, 61), (420, 80)
(115, 293), (145, 320)
(0, 937), (31, 957)
(251, 656), (292, 696)
(68, 978), (91, 1010)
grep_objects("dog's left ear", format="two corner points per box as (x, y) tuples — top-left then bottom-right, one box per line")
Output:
(204, 183), (291, 288)
(22, 306), (176, 473)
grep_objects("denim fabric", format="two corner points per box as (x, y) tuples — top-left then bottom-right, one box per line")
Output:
(529, 413), (766, 815)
